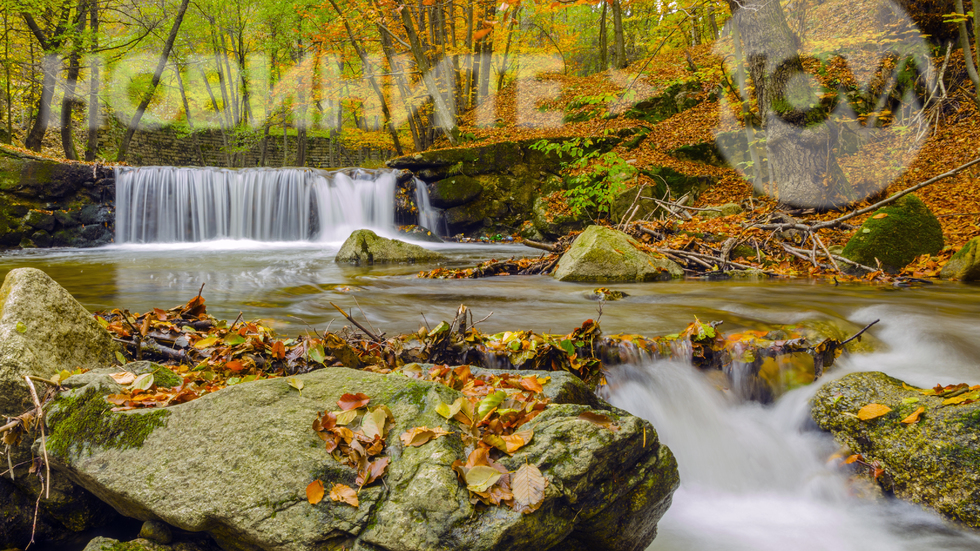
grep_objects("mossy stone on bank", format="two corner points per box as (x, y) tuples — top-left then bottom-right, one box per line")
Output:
(940, 236), (980, 282)
(427, 175), (483, 208)
(699, 202), (743, 219)
(811, 371), (980, 529)
(335, 229), (445, 265)
(841, 194), (943, 271)
(0, 268), (118, 416)
(554, 225), (684, 283)
(532, 197), (589, 241)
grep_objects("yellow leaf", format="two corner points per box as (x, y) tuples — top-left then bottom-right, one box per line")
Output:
(329, 483), (359, 507)
(465, 465), (501, 493)
(194, 336), (219, 349)
(901, 406), (925, 424)
(511, 463), (547, 514)
(110, 372), (136, 385)
(306, 480), (324, 505)
(872, 213), (888, 219)
(857, 403), (892, 421)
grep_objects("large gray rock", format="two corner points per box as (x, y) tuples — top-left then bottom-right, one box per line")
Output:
(554, 226), (683, 283)
(46, 367), (678, 551)
(0, 268), (117, 416)
(940, 236), (980, 282)
(428, 175), (483, 209)
(335, 229), (445, 265)
(812, 372), (980, 529)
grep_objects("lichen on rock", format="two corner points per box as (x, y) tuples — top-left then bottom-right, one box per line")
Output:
(335, 229), (445, 265)
(554, 225), (683, 283)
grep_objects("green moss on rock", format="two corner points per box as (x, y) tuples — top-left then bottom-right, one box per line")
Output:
(554, 225), (684, 282)
(940, 236), (980, 282)
(335, 229), (445, 265)
(812, 371), (980, 529)
(841, 194), (943, 271)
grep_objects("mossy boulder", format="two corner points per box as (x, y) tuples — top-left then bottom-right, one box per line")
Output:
(554, 226), (684, 283)
(47, 366), (678, 551)
(428, 175), (483, 209)
(532, 197), (589, 241)
(841, 195), (943, 271)
(940, 237), (980, 282)
(0, 268), (118, 417)
(812, 371), (980, 529)
(335, 229), (445, 265)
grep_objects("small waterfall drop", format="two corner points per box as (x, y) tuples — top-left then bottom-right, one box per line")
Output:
(413, 177), (447, 237)
(115, 166), (439, 243)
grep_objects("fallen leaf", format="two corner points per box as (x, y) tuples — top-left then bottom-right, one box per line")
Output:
(194, 336), (219, 349)
(132, 373), (154, 391)
(334, 409), (358, 425)
(436, 397), (464, 419)
(361, 407), (389, 440)
(511, 463), (547, 514)
(288, 378), (304, 392)
(577, 411), (620, 431)
(400, 426), (451, 447)
(857, 403), (892, 421)
(872, 213), (889, 219)
(329, 483), (359, 507)
(306, 480), (324, 504)
(465, 465), (502, 493)
(901, 406), (926, 424)
(357, 457), (389, 488)
(338, 393), (371, 411)
(110, 372), (136, 385)
(844, 454), (863, 464)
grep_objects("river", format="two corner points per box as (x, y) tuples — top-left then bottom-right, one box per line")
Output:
(2, 241), (980, 551)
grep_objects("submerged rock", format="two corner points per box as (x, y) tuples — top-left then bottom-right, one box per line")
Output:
(336, 229), (445, 265)
(46, 367), (678, 551)
(554, 226), (683, 283)
(0, 267), (118, 416)
(940, 236), (980, 282)
(841, 194), (943, 271)
(812, 372), (980, 529)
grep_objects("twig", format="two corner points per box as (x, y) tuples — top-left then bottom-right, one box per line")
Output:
(230, 312), (244, 329)
(841, 319), (880, 346)
(471, 311), (494, 326)
(23, 376), (48, 499)
(522, 239), (556, 253)
(352, 297), (383, 339)
(195, 282), (205, 300)
(812, 155), (980, 230)
(330, 302), (383, 343)
(811, 232), (842, 273)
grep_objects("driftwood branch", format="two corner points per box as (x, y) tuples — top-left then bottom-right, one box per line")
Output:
(23, 376), (49, 499)
(522, 239), (556, 253)
(842, 319), (880, 346)
(330, 302), (383, 343)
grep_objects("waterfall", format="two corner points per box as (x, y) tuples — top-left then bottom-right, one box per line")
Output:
(413, 177), (447, 237)
(114, 166), (441, 243)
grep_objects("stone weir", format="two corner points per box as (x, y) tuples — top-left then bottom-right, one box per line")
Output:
(0, 146), (115, 249)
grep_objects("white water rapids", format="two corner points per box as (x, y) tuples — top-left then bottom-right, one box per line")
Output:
(604, 308), (980, 551)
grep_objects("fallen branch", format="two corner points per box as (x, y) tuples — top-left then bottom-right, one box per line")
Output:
(23, 376), (49, 499)
(842, 319), (880, 346)
(522, 239), (556, 253)
(330, 302), (383, 343)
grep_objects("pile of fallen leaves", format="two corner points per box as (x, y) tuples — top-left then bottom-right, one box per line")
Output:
(306, 392), (394, 508)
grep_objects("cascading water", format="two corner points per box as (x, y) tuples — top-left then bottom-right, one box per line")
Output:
(414, 177), (447, 237)
(114, 166), (441, 243)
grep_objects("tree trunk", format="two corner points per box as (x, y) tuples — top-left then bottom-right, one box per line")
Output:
(61, 0), (88, 160)
(84, 0), (100, 160)
(727, 0), (853, 208)
(955, 0), (980, 106)
(22, 3), (73, 151)
(599, 2), (608, 72)
(3, 12), (13, 144)
(612, 0), (626, 69)
(400, 4), (458, 144)
(116, 0), (191, 162)
(175, 66), (205, 165)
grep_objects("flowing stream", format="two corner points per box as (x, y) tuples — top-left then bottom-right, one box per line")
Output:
(2, 241), (980, 550)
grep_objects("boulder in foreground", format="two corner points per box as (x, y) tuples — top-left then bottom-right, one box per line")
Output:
(336, 229), (445, 265)
(554, 225), (683, 283)
(812, 371), (980, 529)
(940, 236), (980, 282)
(0, 267), (117, 416)
(47, 366), (679, 551)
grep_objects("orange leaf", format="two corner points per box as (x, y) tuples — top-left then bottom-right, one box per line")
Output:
(857, 403), (892, 421)
(901, 406), (925, 424)
(843, 454), (863, 464)
(271, 341), (286, 360)
(338, 393), (371, 411)
(872, 213), (888, 219)
(225, 360), (244, 372)
(473, 28), (493, 41)
(329, 483), (359, 507)
(306, 480), (325, 505)
(520, 376), (543, 393)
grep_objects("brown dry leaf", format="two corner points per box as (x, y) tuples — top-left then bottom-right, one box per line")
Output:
(306, 480), (325, 505)
(109, 372), (136, 385)
(338, 393), (371, 411)
(577, 411), (620, 431)
(857, 403), (892, 421)
(901, 406), (926, 424)
(511, 463), (547, 514)
(356, 457), (389, 488)
(329, 484), (359, 507)
(399, 426), (451, 447)
(843, 454), (863, 465)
